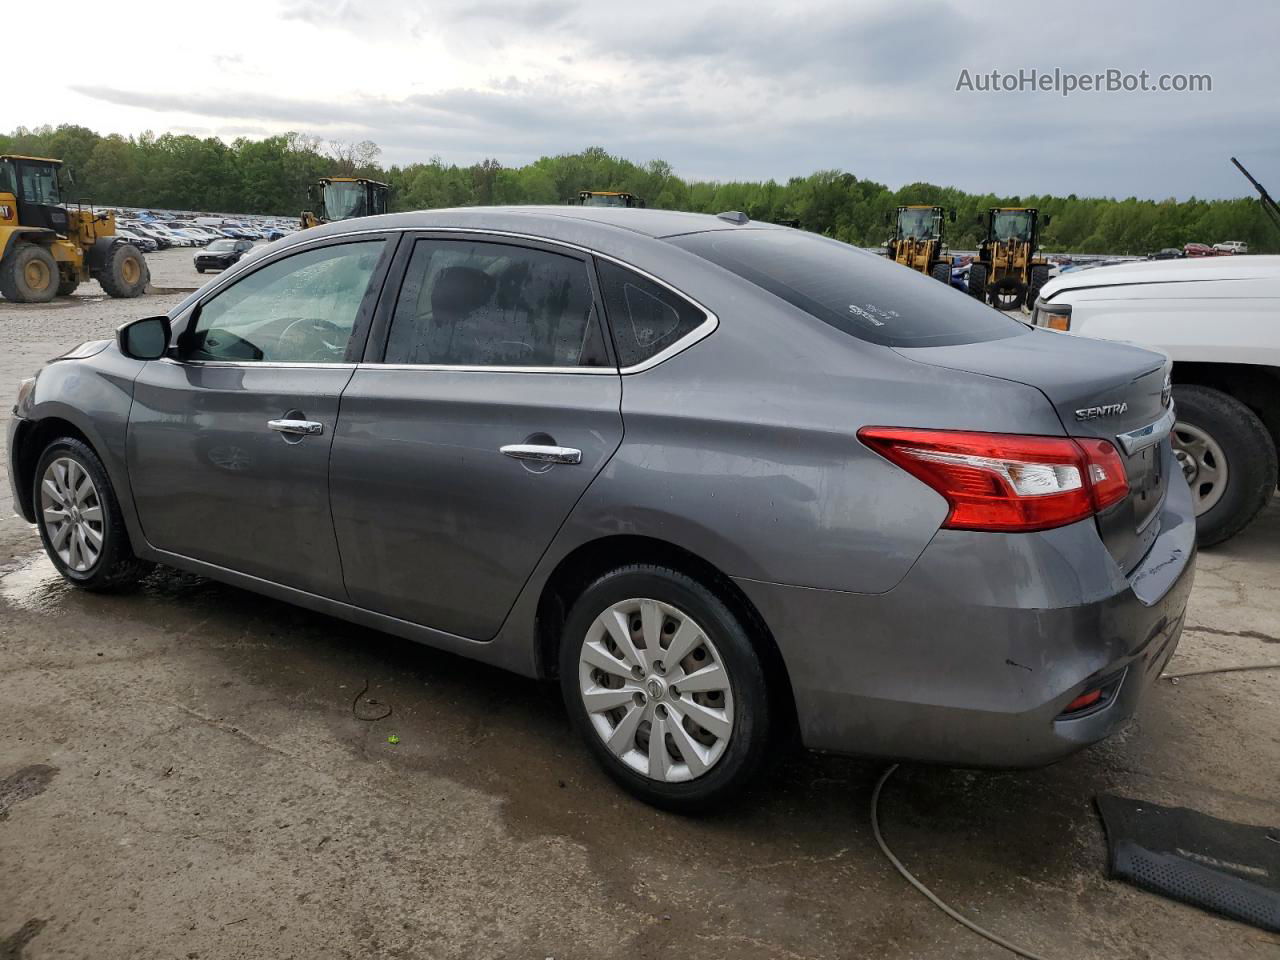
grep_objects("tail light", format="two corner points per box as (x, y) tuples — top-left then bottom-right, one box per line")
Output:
(858, 427), (1129, 533)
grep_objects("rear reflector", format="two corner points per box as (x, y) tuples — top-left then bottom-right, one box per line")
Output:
(858, 427), (1130, 533)
(1063, 689), (1103, 713)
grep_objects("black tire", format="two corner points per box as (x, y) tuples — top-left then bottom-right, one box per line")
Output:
(97, 242), (149, 298)
(0, 243), (59, 303)
(1171, 385), (1277, 546)
(33, 437), (153, 591)
(196, 266), (205, 274)
(930, 260), (952, 284)
(559, 564), (773, 812)
(1025, 264), (1051, 309)
(989, 275), (1025, 311)
(967, 262), (987, 300)
(56, 273), (80, 297)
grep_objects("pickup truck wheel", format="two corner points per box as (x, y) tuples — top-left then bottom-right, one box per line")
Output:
(1171, 385), (1277, 546)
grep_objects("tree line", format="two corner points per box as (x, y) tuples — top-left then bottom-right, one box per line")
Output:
(3, 125), (1276, 254)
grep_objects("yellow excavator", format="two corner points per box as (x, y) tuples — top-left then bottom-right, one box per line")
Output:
(575, 191), (645, 208)
(0, 154), (148, 303)
(886, 204), (955, 283)
(300, 176), (391, 229)
(968, 207), (1052, 310)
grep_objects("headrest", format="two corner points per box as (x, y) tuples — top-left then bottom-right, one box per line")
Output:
(431, 266), (495, 317)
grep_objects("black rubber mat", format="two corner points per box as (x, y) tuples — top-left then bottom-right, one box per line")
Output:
(1096, 794), (1280, 932)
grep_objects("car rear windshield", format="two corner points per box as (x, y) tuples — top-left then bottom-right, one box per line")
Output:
(669, 229), (1027, 347)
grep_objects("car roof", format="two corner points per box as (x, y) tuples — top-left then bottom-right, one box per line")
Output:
(297, 205), (780, 246)
(1043, 254), (1280, 298)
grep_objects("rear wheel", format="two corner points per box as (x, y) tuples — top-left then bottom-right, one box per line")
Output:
(98, 242), (149, 298)
(1025, 264), (1051, 309)
(1171, 385), (1277, 546)
(33, 437), (152, 590)
(559, 565), (773, 812)
(0, 243), (59, 303)
(967, 262), (987, 300)
(930, 260), (952, 284)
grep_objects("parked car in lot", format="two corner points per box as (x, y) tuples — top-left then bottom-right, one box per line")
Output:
(1184, 242), (1217, 257)
(1213, 240), (1248, 254)
(7, 207), (1195, 811)
(114, 229), (159, 254)
(1033, 255), (1279, 544)
(123, 222), (172, 250)
(193, 238), (255, 272)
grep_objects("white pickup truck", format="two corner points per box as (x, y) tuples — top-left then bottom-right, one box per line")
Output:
(1033, 255), (1279, 544)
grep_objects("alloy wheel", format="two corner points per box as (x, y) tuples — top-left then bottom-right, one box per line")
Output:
(1172, 420), (1228, 516)
(40, 457), (105, 572)
(578, 598), (734, 783)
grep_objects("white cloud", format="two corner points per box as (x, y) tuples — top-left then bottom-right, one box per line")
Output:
(6, 0), (1277, 198)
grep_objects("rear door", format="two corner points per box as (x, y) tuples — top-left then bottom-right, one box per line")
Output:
(128, 234), (395, 598)
(329, 233), (623, 639)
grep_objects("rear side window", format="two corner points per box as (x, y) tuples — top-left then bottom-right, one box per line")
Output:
(384, 239), (608, 367)
(595, 260), (708, 367)
(669, 230), (1026, 348)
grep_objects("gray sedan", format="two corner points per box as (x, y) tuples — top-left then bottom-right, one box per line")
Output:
(7, 207), (1196, 811)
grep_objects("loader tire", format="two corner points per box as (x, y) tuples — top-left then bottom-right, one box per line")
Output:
(98, 243), (149, 299)
(930, 261), (952, 284)
(967, 262), (987, 301)
(0, 243), (59, 303)
(1025, 264), (1051, 309)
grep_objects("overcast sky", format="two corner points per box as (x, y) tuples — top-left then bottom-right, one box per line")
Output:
(7, 0), (1276, 199)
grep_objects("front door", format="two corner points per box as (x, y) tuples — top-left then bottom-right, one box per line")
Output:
(330, 234), (623, 639)
(127, 235), (394, 598)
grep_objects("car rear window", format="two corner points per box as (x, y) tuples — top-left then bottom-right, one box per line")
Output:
(669, 229), (1027, 347)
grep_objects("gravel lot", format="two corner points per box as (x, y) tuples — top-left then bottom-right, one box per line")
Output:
(1, 263), (1277, 960)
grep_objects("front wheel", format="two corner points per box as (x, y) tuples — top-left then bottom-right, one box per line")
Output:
(559, 565), (773, 812)
(930, 261), (952, 284)
(33, 437), (152, 590)
(98, 242), (149, 298)
(1171, 385), (1277, 546)
(967, 262), (987, 300)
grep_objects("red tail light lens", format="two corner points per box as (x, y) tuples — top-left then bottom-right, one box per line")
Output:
(858, 427), (1130, 533)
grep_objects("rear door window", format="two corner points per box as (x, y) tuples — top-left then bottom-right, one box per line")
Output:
(670, 229), (1026, 348)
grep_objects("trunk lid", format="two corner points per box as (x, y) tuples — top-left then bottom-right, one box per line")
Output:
(896, 327), (1172, 572)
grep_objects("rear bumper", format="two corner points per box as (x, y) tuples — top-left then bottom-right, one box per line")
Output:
(738, 447), (1197, 767)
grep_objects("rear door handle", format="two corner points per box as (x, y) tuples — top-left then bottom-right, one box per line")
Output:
(500, 444), (582, 465)
(268, 418), (324, 436)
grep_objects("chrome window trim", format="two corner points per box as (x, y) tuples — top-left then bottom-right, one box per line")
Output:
(1115, 405), (1176, 456)
(181, 224), (719, 376)
(159, 358), (356, 371)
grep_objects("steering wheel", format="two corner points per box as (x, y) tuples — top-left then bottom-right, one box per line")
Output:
(276, 317), (346, 362)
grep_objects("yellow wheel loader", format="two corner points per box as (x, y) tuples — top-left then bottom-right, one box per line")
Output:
(885, 205), (956, 283)
(300, 176), (391, 230)
(575, 191), (645, 208)
(0, 155), (148, 303)
(968, 207), (1052, 310)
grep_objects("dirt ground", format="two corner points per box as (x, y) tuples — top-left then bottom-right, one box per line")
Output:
(1, 273), (1277, 960)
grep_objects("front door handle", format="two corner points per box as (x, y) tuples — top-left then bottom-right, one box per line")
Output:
(268, 418), (324, 436)
(500, 443), (582, 465)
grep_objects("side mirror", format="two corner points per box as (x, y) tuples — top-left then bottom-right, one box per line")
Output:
(949, 210), (957, 223)
(975, 213), (984, 224)
(117, 315), (171, 360)
(1043, 214), (1053, 226)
